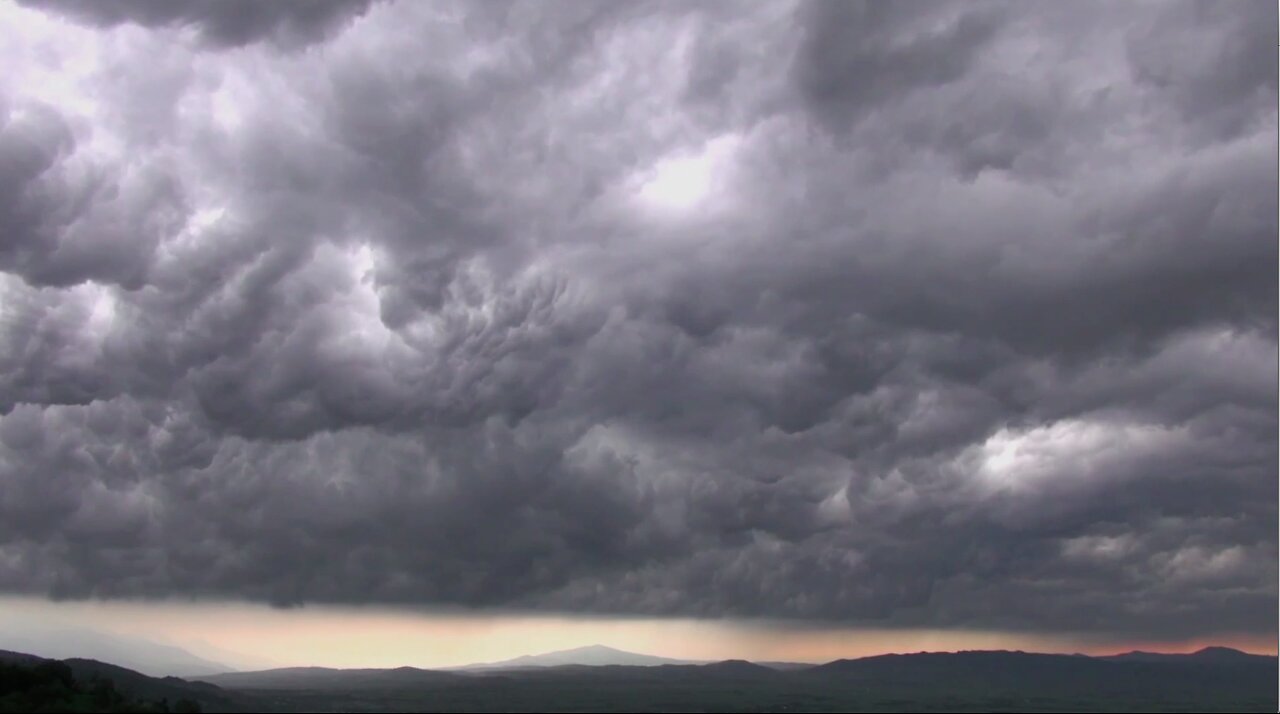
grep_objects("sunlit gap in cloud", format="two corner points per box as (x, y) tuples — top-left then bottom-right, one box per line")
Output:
(632, 134), (743, 215)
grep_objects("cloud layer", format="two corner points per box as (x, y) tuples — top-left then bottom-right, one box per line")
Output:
(0, 0), (1275, 639)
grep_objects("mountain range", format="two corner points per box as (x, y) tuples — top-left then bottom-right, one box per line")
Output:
(1, 644), (1273, 712)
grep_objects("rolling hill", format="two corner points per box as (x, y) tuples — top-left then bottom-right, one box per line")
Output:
(0, 649), (245, 712)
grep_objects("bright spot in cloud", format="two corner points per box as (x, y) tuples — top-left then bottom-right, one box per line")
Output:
(634, 134), (741, 213)
(970, 418), (1182, 493)
(211, 75), (252, 133)
(86, 283), (117, 339)
(188, 206), (227, 234)
(331, 242), (394, 352)
(0, 3), (100, 119)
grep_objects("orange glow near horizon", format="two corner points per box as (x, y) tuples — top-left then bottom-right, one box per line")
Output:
(0, 596), (1273, 670)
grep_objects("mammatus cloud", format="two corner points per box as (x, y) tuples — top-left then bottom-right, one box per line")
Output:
(0, 0), (1274, 640)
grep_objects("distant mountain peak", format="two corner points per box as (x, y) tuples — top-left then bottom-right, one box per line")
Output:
(1100, 646), (1274, 666)
(702, 659), (774, 674)
(1190, 646), (1252, 659)
(563, 644), (628, 654)
(1111, 646), (1250, 658)
(456, 644), (696, 670)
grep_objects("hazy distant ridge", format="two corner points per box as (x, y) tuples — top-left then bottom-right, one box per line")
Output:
(0, 623), (234, 677)
(454, 644), (699, 670)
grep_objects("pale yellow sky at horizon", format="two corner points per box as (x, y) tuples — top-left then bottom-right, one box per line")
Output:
(1, 596), (1273, 670)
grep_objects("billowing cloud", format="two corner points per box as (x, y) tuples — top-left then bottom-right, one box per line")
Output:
(0, 0), (1274, 641)
(17, 0), (379, 48)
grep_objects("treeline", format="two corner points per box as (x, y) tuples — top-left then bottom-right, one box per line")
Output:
(0, 660), (201, 713)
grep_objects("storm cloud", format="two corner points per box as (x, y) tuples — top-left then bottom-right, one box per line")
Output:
(17, 0), (380, 48)
(0, 0), (1274, 641)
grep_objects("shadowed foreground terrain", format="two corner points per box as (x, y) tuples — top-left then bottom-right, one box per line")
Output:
(2, 647), (1274, 712)
(0, 650), (215, 713)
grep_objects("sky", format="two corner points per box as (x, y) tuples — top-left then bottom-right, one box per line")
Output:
(0, 0), (1276, 666)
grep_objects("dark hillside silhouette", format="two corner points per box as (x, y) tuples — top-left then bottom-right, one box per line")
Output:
(0, 657), (201, 713)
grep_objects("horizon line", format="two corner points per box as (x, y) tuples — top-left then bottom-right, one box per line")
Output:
(197, 643), (1277, 673)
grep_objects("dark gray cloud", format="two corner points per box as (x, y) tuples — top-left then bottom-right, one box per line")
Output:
(0, 0), (1274, 641)
(1126, 0), (1278, 142)
(18, 0), (378, 48)
(794, 0), (1008, 131)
